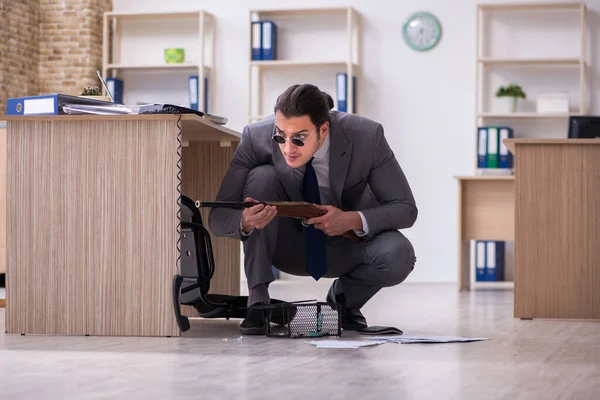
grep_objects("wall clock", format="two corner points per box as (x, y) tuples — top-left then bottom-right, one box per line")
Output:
(402, 11), (442, 52)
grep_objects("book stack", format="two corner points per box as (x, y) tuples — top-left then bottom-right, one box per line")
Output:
(477, 126), (514, 176)
(475, 241), (505, 282)
(251, 20), (278, 60)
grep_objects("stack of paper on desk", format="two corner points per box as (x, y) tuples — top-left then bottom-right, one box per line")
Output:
(361, 335), (490, 344)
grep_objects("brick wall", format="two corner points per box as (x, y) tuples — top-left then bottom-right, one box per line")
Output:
(0, 0), (113, 114)
(0, 1), (41, 115)
(39, 0), (113, 95)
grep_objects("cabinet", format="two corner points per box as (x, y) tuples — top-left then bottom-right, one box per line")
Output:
(248, 7), (360, 123)
(456, 2), (589, 290)
(505, 139), (600, 320)
(102, 10), (215, 112)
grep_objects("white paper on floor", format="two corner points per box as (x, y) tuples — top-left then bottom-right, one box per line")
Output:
(307, 340), (388, 349)
(306, 335), (489, 349)
(361, 335), (490, 344)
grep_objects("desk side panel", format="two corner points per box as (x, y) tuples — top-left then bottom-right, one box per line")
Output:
(460, 180), (515, 241)
(6, 119), (179, 336)
(0, 123), (5, 275)
(180, 142), (240, 317)
(514, 144), (600, 319)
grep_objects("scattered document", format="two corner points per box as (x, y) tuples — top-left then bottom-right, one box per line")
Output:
(307, 340), (388, 349)
(361, 335), (489, 344)
(306, 335), (489, 349)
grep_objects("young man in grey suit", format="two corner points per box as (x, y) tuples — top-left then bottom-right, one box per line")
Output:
(208, 83), (417, 335)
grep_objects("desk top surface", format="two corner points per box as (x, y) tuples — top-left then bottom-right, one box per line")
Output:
(3, 114), (241, 142)
(454, 175), (515, 181)
(503, 138), (600, 153)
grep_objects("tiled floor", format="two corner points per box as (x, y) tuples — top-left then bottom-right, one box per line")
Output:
(1, 280), (600, 399)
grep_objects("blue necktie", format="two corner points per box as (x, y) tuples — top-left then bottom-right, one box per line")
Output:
(303, 158), (327, 280)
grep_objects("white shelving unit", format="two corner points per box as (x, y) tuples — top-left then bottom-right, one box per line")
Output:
(475, 2), (588, 127)
(102, 10), (215, 112)
(248, 7), (360, 124)
(467, 1), (589, 290)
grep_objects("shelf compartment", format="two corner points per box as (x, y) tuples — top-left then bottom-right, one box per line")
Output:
(478, 57), (583, 66)
(471, 281), (514, 289)
(478, 2), (584, 11)
(250, 7), (357, 17)
(105, 10), (208, 20)
(478, 112), (576, 119)
(106, 63), (210, 71)
(250, 60), (359, 69)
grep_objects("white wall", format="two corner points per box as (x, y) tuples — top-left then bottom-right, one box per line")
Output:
(112, 0), (600, 283)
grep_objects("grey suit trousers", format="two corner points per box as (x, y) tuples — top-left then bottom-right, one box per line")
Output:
(242, 165), (416, 309)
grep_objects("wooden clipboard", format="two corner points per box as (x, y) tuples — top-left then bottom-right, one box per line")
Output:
(197, 200), (363, 243)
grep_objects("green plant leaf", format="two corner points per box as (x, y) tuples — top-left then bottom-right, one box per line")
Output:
(495, 84), (526, 99)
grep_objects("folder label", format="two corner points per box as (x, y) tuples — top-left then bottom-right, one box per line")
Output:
(336, 73), (346, 112)
(476, 241), (486, 281)
(478, 127), (487, 169)
(252, 21), (262, 60)
(261, 21), (277, 60)
(189, 76), (199, 111)
(486, 127), (499, 168)
(498, 127), (513, 168)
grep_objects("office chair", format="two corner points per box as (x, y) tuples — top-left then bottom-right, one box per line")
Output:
(172, 195), (291, 332)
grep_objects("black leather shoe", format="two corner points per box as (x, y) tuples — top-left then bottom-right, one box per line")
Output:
(239, 306), (266, 335)
(326, 281), (368, 331)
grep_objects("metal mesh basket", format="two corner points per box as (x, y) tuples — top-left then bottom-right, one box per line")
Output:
(249, 300), (342, 338)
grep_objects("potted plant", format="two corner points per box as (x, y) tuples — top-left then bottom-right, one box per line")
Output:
(496, 84), (526, 113)
(80, 85), (112, 102)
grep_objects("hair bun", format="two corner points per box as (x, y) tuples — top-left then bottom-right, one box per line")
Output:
(322, 91), (334, 110)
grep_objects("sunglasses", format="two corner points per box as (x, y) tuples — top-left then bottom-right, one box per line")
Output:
(272, 128), (317, 147)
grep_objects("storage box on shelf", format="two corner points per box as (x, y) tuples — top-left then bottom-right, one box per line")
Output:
(248, 7), (360, 123)
(102, 10), (214, 113)
(456, 2), (589, 291)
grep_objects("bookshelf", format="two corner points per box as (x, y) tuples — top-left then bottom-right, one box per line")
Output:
(102, 10), (215, 112)
(475, 1), (588, 140)
(248, 7), (360, 123)
(457, 2), (589, 291)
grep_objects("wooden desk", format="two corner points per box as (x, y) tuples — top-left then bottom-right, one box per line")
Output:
(455, 175), (515, 291)
(3, 114), (241, 336)
(505, 139), (600, 320)
(0, 121), (5, 277)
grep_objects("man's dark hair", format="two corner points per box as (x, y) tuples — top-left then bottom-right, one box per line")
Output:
(274, 84), (334, 128)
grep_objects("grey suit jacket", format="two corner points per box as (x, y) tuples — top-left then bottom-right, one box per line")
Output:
(208, 111), (418, 241)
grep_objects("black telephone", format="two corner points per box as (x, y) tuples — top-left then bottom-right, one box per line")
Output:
(139, 104), (228, 125)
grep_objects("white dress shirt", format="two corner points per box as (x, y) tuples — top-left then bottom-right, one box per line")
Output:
(295, 133), (370, 237)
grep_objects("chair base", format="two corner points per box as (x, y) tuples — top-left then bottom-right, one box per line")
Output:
(173, 274), (290, 332)
(192, 294), (249, 319)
